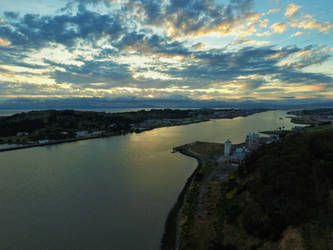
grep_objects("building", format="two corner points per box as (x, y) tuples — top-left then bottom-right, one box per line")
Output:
(230, 146), (248, 164)
(16, 132), (29, 136)
(224, 139), (232, 156)
(91, 131), (104, 136)
(246, 132), (261, 151)
(38, 140), (49, 144)
(76, 131), (89, 137)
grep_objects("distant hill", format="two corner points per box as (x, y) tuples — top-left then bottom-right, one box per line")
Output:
(0, 97), (333, 110)
(211, 125), (333, 249)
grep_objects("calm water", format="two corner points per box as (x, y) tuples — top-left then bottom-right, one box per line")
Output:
(0, 110), (299, 250)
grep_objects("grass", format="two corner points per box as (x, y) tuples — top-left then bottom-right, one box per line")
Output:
(189, 141), (223, 157)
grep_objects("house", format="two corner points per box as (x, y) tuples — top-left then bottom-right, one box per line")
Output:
(16, 132), (29, 136)
(76, 131), (89, 137)
(91, 131), (104, 136)
(38, 140), (49, 144)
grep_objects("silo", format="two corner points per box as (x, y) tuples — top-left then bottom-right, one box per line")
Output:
(224, 139), (232, 156)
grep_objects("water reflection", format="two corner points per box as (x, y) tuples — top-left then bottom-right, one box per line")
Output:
(0, 110), (299, 250)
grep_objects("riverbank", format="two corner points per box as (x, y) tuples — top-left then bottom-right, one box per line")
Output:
(161, 142), (238, 250)
(287, 109), (333, 125)
(0, 135), (106, 152)
(0, 108), (268, 153)
(164, 124), (333, 249)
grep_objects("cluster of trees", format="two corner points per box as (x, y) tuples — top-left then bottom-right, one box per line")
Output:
(0, 109), (200, 140)
(217, 126), (333, 249)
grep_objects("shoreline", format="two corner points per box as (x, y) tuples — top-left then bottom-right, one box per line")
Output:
(0, 120), (209, 153)
(0, 135), (107, 153)
(161, 142), (242, 250)
(161, 144), (203, 250)
(0, 109), (266, 153)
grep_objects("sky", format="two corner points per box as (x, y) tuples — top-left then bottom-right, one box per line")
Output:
(0, 0), (332, 102)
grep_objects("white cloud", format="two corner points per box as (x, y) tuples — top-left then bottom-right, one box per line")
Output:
(268, 8), (281, 14)
(271, 22), (287, 33)
(291, 31), (303, 37)
(289, 19), (332, 33)
(285, 3), (301, 17)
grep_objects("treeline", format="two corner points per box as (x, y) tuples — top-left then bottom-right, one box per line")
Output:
(212, 125), (333, 249)
(0, 109), (197, 138)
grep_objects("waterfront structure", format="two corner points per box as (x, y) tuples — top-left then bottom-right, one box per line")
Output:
(38, 140), (49, 144)
(224, 139), (232, 156)
(91, 131), (104, 136)
(16, 132), (29, 136)
(230, 147), (249, 164)
(76, 131), (89, 137)
(246, 132), (261, 151)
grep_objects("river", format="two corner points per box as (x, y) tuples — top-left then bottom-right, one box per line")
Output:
(0, 110), (300, 250)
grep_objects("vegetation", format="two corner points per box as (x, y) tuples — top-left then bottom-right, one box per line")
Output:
(0, 109), (262, 145)
(212, 125), (333, 249)
(166, 125), (333, 250)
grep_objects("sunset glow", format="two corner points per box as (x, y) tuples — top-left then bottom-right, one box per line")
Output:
(0, 0), (332, 101)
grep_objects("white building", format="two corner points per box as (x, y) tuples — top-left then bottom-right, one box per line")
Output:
(224, 139), (232, 156)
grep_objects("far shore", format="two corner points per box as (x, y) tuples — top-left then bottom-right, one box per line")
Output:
(0, 109), (267, 153)
(0, 118), (210, 153)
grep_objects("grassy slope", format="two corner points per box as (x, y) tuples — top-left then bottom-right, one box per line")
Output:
(176, 125), (333, 250)
(212, 125), (333, 250)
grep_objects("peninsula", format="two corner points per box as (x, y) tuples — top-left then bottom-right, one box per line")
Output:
(162, 122), (333, 249)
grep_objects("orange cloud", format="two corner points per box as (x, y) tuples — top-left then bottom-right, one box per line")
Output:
(268, 8), (281, 14)
(294, 49), (312, 57)
(0, 37), (11, 46)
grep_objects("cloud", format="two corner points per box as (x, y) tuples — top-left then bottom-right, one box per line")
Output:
(0, 37), (11, 46)
(289, 19), (332, 33)
(291, 31), (303, 37)
(3, 11), (19, 20)
(116, 32), (191, 57)
(271, 22), (287, 33)
(285, 3), (301, 17)
(0, 0), (332, 100)
(121, 0), (260, 39)
(0, 5), (123, 49)
(232, 39), (271, 46)
(268, 8), (281, 14)
(48, 60), (132, 86)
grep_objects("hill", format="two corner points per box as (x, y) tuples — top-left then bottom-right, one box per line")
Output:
(169, 125), (333, 250)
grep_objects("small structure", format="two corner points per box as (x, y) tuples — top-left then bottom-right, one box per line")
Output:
(16, 132), (29, 136)
(230, 146), (248, 164)
(293, 126), (304, 131)
(91, 131), (104, 136)
(76, 131), (89, 137)
(246, 132), (261, 151)
(268, 133), (280, 142)
(38, 140), (49, 144)
(224, 139), (232, 156)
